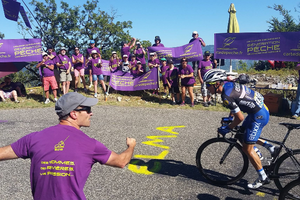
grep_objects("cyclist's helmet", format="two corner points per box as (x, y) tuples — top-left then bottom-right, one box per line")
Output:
(203, 69), (228, 83)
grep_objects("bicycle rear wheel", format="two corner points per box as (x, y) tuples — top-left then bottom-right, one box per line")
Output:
(274, 149), (300, 190)
(196, 138), (249, 185)
(279, 179), (300, 200)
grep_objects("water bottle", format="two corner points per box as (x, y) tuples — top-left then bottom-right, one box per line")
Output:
(254, 146), (263, 160)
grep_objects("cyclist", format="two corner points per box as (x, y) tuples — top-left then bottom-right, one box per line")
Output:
(203, 69), (278, 189)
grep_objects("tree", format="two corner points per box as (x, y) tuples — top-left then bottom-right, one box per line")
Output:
(0, 32), (4, 39)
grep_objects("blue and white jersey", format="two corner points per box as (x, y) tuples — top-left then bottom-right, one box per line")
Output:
(221, 82), (264, 114)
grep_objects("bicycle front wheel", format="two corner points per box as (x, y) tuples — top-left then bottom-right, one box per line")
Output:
(274, 149), (300, 190)
(279, 179), (300, 200)
(196, 138), (249, 185)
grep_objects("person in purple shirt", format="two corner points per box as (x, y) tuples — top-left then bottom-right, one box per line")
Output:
(189, 31), (206, 78)
(160, 58), (169, 97)
(130, 54), (138, 75)
(134, 42), (147, 72)
(179, 57), (195, 107)
(86, 50), (107, 98)
(109, 51), (121, 72)
(152, 36), (165, 47)
(198, 50), (214, 107)
(47, 45), (60, 93)
(56, 47), (72, 95)
(291, 63), (300, 119)
(86, 40), (101, 88)
(36, 52), (58, 104)
(121, 37), (136, 60)
(0, 92), (136, 200)
(166, 59), (180, 105)
(148, 52), (160, 95)
(72, 47), (87, 93)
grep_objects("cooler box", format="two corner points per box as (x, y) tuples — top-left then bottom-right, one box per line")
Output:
(263, 93), (283, 114)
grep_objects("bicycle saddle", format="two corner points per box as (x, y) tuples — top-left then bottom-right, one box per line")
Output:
(279, 123), (300, 130)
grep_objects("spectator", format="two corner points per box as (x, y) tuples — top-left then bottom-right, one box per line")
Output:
(189, 31), (206, 78)
(166, 59), (180, 105)
(152, 36), (164, 47)
(134, 42), (147, 72)
(148, 52), (160, 95)
(130, 55), (138, 75)
(46, 45), (60, 93)
(0, 92), (136, 200)
(179, 57), (195, 107)
(291, 63), (300, 119)
(198, 50), (214, 107)
(0, 77), (22, 103)
(160, 58), (169, 98)
(56, 47), (72, 95)
(72, 47), (87, 93)
(121, 55), (130, 73)
(86, 40), (101, 88)
(36, 52), (58, 104)
(86, 50), (107, 98)
(121, 37), (136, 60)
(109, 51), (120, 72)
(136, 61), (144, 75)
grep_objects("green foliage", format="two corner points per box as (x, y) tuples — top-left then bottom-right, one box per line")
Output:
(0, 32), (4, 39)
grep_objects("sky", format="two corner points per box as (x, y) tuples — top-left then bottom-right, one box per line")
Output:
(0, 0), (299, 48)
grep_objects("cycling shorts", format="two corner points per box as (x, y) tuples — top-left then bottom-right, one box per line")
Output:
(241, 104), (269, 144)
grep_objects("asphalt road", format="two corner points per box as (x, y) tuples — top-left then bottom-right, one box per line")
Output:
(0, 105), (299, 200)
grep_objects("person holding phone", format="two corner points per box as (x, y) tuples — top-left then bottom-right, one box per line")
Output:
(134, 42), (147, 72)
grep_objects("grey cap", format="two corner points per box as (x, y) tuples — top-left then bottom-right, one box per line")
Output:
(60, 47), (67, 51)
(55, 92), (98, 118)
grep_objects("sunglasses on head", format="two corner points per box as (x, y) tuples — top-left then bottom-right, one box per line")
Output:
(74, 106), (92, 114)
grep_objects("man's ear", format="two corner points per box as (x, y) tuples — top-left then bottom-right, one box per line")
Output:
(69, 111), (77, 120)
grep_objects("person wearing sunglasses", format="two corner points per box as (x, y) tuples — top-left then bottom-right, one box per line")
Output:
(0, 92), (136, 200)
(179, 57), (196, 107)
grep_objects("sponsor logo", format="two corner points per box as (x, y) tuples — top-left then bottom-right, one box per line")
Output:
(0, 43), (3, 48)
(249, 122), (261, 141)
(223, 99), (229, 106)
(256, 115), (263, 119)
(239, 100), (256, 109)
(184, 44), (193, 54)
(234, 83), (240, 92)
(54, 136), (69, 151)
(223, 37), (236, 48)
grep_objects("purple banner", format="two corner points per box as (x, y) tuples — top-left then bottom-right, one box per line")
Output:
(109, 67), (159, 91)
(0, 38), (42, 62)
(1, 0), (20, 21)
(19, 6), (32, 29)
(214, 32), (300, 62)
(147, 40), (203, 63)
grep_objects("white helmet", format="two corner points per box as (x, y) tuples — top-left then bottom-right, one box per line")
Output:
(203, 69), (228, 83)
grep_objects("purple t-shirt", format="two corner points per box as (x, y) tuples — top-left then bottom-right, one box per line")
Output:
(152, 43), (165, 47)
(160, 65), (169, 84)
(166, 67), (179, 87)
(199, 59), (213, 78)
(57, 55), (71, 70)
(72, 54), (85, 70)
(179, 64), (195, 85)
(135, 48), (146, 64)
(88, 58), (102, 75)
(109, 58), (120, 71)
(86, 47), (100, 58)
(121, 46), (130, 58)
(11, 124), (111, 200)
(189, 37), (205, 44)
(41, 59), (55, 77)
(148, 59), (160, 69)
(130, 60), (138, 75)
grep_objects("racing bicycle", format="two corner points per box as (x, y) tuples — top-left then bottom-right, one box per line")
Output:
(196, 122), (300, 190)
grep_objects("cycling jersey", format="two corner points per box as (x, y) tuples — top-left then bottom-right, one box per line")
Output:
(222, 82), (269, 144)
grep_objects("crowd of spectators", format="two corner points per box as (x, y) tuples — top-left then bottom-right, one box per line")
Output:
(1, 32), (219, 106)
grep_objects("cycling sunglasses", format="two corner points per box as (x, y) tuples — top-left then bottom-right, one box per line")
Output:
(74, 106), (92, 114)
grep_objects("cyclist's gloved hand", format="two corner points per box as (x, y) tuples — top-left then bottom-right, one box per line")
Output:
(222, 116), (234, 123)
(218, 125), (231, 136)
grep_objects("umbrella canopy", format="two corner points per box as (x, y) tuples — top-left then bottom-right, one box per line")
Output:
(0, 62), (29, 78)
(227, 3), (239, 33)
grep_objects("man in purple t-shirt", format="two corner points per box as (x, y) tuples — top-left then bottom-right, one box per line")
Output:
(189, 31), (206, 78)
(121, 37), (136, 61)
(36, 52), (58, 104)
(56, 47), (72, 95)
(198, 50), (214, 107)
(152, 36), (165, 47)
(0, 92), (136, 200)
(72, 47), (87, 93)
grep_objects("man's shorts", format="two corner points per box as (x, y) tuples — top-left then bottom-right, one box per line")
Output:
(201, 83), (211, 97)
(241, 104), (269, 144)
(54, 68), (60, 84)
(92, 74), (104, 81)
(74, 68), (85, 77)
(170, 86), (180, 94)
(43, 76), (58, 91)
(60, 71), (72, 82)
(2, 91), (14, 99)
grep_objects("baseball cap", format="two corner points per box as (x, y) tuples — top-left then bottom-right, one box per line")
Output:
(167, 59), (174, 64)
(136, 42), (141, 45)
(137, 61), (141, 64)
(42, 52), (48, 57)
(161, 58), (167, 61)
(91, 50), (98, 54)
(112, 51), (116, 54)
(123, 54), (128, 57)
(55, 92), (98, 118)
(60, 47), (67, 51)
(90, 40), (95, 44)
(192, 31), (198, 35)
(204, 50), (210, 56)
(150, 52), (155, 56)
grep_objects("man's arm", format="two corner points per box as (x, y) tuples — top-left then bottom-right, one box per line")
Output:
(228, 111), (244, 129)
(105, 137), (136, 168)
(129, 38), (136, 49)
(0, 145), (18, 161)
